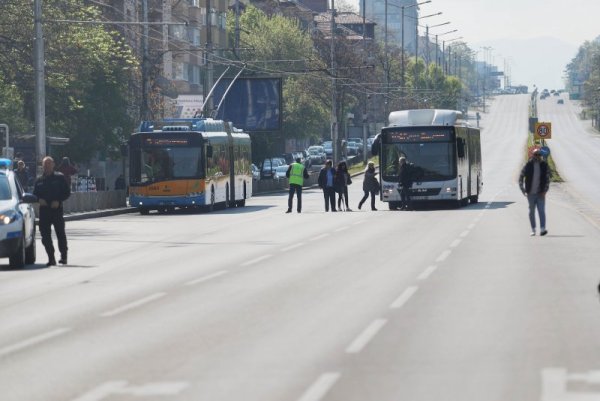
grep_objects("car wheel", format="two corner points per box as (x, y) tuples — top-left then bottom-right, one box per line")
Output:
(139, 208), (150, 215)
(9, 231), (26, 269)
(25, 227), (36, 265)
(388, 201), (399, 211)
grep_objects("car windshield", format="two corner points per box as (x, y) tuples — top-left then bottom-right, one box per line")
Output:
(0, 176), (12, 200)
(276, 166), (289, 172)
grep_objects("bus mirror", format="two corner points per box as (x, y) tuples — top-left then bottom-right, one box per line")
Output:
(206, 145), (213, 158)
(457, 138), (466, 158)
(371, 135), (380, 156)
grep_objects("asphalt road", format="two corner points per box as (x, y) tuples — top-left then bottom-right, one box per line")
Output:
(1, 95), (600, 401)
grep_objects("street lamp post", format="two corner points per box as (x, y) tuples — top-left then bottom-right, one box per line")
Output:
(412, 12), (441, 89)
(395, 0), (430, 94)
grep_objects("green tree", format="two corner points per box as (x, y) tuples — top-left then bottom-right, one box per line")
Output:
(0, 0), (138, 162)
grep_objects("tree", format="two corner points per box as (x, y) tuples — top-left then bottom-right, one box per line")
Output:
(0, 0), (138, 162)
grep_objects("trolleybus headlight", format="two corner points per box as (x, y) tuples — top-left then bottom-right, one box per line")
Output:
(445, 187), (456, 193)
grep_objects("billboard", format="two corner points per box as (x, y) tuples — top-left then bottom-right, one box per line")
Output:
(213, 77), (282, 132)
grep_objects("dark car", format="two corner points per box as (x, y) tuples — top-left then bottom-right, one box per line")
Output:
(557, 99), (564, 104)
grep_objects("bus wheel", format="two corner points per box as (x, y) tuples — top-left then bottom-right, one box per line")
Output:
(470, 195), (479, 204)
(139, 208), (150, 215)
(388, 201), (399, 211)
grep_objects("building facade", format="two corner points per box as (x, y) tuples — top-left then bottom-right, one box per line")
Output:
(360, 0), (417, 53)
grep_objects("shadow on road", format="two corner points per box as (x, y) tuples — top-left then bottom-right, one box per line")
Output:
(386, 201), (514, 211)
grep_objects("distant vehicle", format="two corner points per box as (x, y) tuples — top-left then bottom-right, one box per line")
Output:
(308, 149), (326, 164)
(274, 165), (289, 180)
(261, 158), (284, 179)
(372, 109), (482, 209)
(557, 99), (564, 104)
(322, 141), (333, 157)
(251, 164), (260, 180)
(346, 141), (360, 156)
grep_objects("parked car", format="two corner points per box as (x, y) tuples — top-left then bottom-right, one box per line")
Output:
(557, 99), (564, 104)
(346, 141), (361, 156)
(260, 158), (284, 179)
(274, 165), (289, 180)
(308, 149), (326, 165)
(322, 141), (333, 158)
(251, 163), (260, 180)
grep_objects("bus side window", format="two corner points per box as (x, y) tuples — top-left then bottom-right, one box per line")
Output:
(206, 145), (213, 158)
(457, 138), (466, 159)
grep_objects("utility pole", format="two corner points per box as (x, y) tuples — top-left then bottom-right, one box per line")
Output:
(330, 0), (338, 163)
(205, 0), (214, 115)
(383, 0), (388, 125)
(33, 0), (46, 165)
(141, 0), (150, 120)
(362, 0), (368, 164)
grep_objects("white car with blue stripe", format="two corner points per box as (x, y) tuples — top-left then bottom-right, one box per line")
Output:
(0, 159), (37, 268)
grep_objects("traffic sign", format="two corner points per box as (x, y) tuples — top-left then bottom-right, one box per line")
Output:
(539, 146), (551, 157)
(534, 122), (552, 139)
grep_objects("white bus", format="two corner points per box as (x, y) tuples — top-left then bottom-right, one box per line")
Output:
(372, 109), (482, 209)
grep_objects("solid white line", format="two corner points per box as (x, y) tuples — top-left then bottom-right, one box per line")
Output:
(100, 293), (166, 317)
(185, 270), (228, 286)
(345, 319), (387, 353)
(310, 233), (329, 242)
(390, 286), (418, 309)
(435, 249), (452, 262)
(417, 266), (438, 280)
(297, 372), (341, 401)
(281, 242), (305, 252)
(0, 327), (71, 357)
(334, 226), (349, 232)
(450, 239), (462, 248)
(241, 254), (272, 267)
(459, 230), (470, 238)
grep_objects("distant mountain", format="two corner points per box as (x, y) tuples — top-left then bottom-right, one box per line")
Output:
(474, 36), (578, 91)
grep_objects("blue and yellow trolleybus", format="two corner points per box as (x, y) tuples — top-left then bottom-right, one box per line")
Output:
(129, 118), (252, 214)
(372, 109), (482, 209)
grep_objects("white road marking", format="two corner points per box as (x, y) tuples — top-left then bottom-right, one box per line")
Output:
(450, 239), (462, 248)
(100, 293), (166, 317)
(281, 242), (305, 252)
(417, 266), (438, 280)
(459, 230), (470, 237)
(468, 223), (475, 230)
(240, 254), (272, 267)
(541, 368), (600, 400)
(297, 373), (341, 401)
(185, 270), (228, 286)
(390, 286), (418, 309)
(334, 226), (349, 232)
(346, 319), (387, 353)
(352, 220), (365, 225)
(435, 249), (452, 262)
(73, 381), (189, 401)
(310, 233), (330, 241)
(0, 327), (71, 357)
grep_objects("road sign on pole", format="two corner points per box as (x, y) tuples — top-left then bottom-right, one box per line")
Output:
(535, 122), (552, 140)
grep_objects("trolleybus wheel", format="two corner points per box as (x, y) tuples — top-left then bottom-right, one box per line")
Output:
(237, 182), (247, 207)
(208, 187), (215, 212)
(139, 208), (150, 215)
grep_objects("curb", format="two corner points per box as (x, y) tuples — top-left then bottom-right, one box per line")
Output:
(63, 207), (139, 221)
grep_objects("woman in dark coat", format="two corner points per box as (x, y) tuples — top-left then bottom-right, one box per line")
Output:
(358, 161), (379, 211)
(334, 161), (352, 211)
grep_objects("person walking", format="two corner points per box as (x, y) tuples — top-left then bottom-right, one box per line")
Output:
(33, 156), (71, 266)
(398, 156), (415, 210)
(285, 157), (310, 213)
(57, 156), (78, 190)
(334, 161), (352, 211)
(318, 160), (337, 212)
(15, 160), (30, 191)
(519, 148), (550, 236)
(358, 161), (380, 211)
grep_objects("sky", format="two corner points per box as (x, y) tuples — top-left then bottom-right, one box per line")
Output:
(350, 0), (600, 90)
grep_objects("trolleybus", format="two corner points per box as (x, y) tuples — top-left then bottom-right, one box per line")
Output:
(129, 118), (252, 214)
(372, 109), (482, 209)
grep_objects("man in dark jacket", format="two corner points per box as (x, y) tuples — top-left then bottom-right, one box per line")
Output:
(519, 148), (550, 236)
(318, 160), (337, 212)
(33, 156), (71, 266)
(398, 157), (415, 210)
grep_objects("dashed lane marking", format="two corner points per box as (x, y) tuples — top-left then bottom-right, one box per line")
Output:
(435, 250), (452, 262)
(100, 293), (166, 317)
(0, 327), (71, 357)
(334, 226), (349, 232)
(450, 239), (462, 248)
(72, 380), (189, 401)
(417, 266), (438, 280)
(390, 286), (418, 309)
(459, 230), (470, 238)
(240, 254), (272, 267)
(310, 233), (330, 241)
(185, 271), (228, 286)
(297, 373), (341, 401)
(281, 243), (305, 252)
(345, 319), (387, 353)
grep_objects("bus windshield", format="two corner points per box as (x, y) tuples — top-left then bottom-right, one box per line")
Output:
(132, 147), (204, 184)
(381, 142), (456, 181)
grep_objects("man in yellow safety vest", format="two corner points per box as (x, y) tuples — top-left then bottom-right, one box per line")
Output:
(285, 157), (310, 213)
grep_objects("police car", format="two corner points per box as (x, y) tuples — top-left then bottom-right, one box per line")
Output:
(0, 159), (37, 268)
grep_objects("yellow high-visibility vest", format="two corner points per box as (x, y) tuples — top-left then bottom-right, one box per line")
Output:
(289, 163), (305, 186)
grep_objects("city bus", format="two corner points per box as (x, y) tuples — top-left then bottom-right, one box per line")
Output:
(129, 118), (252, 214)
(372, 109), (482, 209)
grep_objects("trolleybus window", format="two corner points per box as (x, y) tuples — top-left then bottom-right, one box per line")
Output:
(134, 147), (204, 184)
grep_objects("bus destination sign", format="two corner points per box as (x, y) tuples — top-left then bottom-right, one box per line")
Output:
(143, 137), (190, 146)
(387, 130), (452, 142)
